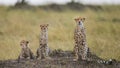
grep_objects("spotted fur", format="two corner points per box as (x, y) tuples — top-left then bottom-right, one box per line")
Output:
(73, 17), (88, 61)
(18, 40), (34, 61)
(36, 24), (51, 59)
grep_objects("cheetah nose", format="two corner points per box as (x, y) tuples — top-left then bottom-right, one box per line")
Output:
(79, 21), (81, 25)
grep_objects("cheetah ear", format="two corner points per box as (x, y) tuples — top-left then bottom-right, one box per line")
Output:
(82, 18), (86, 22)
(26, 41), (29, 44)
(40, 25), (42, 27)
(20, 40), (24, 44)
(46, 24), (49, 27)
(74, 18), (79, 22)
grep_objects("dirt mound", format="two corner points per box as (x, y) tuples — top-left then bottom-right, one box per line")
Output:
(0, 50), (120, 68)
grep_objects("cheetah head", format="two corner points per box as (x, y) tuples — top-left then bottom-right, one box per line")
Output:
(40, 24), (49, 32)
(20, 40), (29, 49)
(74, 17), (85, 25)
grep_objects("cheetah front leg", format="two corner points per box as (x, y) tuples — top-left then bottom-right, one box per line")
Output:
(73, 45), (79, 61)
(27, 51), (31, 59)
(36, 48), (42, 60)
(45, 46), (52, 60)
(19, 50), (25, 59)
(82, 46), (88, 60)
(73, 52), (79, 61)
(82, 53), (87, 60)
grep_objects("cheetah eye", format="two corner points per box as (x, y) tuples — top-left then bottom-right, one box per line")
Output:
(20, 44), (23, 46)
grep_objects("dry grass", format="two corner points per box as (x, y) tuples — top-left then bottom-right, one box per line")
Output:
(0, 6), (120, 60)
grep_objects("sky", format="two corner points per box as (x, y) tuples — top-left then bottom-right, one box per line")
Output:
(0, 0), (120, 5)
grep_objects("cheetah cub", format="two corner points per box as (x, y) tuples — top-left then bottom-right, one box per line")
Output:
(18, 40), (34, 60)
(73, 17), (89, 61)
(36, 24), (51, 60)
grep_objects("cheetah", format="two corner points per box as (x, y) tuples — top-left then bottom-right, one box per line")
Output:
(36, 24), (51, 60)
(73, 17), (89, 61)
(18, 40), (34, 61)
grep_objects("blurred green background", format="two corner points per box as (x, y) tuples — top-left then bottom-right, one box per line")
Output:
(0, 0), (120, 61)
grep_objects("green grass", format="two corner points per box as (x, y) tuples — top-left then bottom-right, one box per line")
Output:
(0, 6), (120, 61)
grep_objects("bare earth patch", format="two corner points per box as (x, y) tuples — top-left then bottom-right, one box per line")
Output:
(0, 50), (120, 68)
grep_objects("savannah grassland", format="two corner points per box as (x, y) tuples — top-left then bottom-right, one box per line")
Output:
(0, 5), (120, 61)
